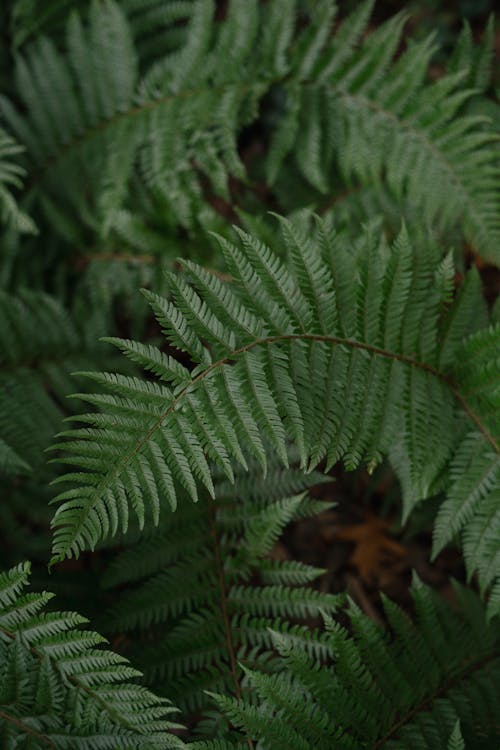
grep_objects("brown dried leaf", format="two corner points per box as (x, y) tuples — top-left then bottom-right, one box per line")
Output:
(334, 513), (407, 584)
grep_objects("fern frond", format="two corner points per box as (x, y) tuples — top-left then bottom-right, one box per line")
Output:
(10, 0), (194, 64)
(101, 457), (338, 731)
(0, 438), (29, 476)
(50, 218), (499, 610)
(433, 323), (500, 616)
(0, 290), (94, 474)
(266, 0), (500, 260)
(205, 581), (500, 749)
(0, 287), (129, 479)
(0, 127), (36, 233)
(447, 721), (465, 750)
(1, 0), (498, 257)
(448, 15), (495, 94)
(0, 561), (185, 748)
(0, 287), (132, 567)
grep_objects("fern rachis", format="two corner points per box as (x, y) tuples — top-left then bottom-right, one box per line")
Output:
(48, 216), (500, 618)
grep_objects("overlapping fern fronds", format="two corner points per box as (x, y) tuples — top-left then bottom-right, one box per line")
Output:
(49, 216), (500, 615)
(100, 457), (339, 733)
(0, 288), (128, 566)
(0, 289), (116, 476)
(1, 0), (264, 240)
(267, 2), (499, 260)
(195, 580), (500, 749)
(0, 290), (84, 476)
(10, 0), (195, 64)
(0, 561), (184, 748)
(0, 231), (194, 566)
(1, 0), (498, 258)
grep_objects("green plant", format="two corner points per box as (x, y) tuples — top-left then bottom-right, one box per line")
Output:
(0, 288), (129, 567)
(100, 456), (339, 735)
(199, 580), (500, 749)
(0, 0), (499, 747)
(49, 219), (500, 613)
(0, 127), (36, 234)
(0, 561), (184, 748)
(1, 0), (499, 260)
(44, 216), (498, 744)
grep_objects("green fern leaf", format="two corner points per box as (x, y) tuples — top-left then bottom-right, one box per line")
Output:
(206, 581), (500, 749)
(0, 561), (185, 748)
(49, 218), (499, 609)
(100, 457), (336, 732)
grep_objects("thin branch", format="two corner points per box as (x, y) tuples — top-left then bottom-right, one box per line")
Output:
(207, 501), (254, 750)
(371, 649), (500, 749)
(0, 709), (56, 747)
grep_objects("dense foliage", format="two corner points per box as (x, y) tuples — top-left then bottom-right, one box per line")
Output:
(0, 1), (499, 748)
(0, 561), (184, 748)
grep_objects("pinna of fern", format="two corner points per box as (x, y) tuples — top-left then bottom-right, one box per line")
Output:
(0, 0), (498, 260)
(0, 561), (185, 749)
(9, 0), (195, 65)
(99, 454), (341, 735)
(266, 1), (500, 262)
(0, 127), (36, 234)
(0, 285), (136, 568)
(195, 579), (500, 749)
(48, 214), (500, 618)
(0, 288), (99, 477)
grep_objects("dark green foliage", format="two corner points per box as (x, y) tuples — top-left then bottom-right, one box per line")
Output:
(0, 289), (100, 475)
(0, 0), (498, 259)
(101, 457), (338, 734)
(0, 127), (36, 234)
(0, 561), (184, 748)
(199, 581), (500, 749)
(9, 0), (194, 64)
(0, 1), (498, 747)
(0, 288), (128, 566)
(50, 218), (500, 616)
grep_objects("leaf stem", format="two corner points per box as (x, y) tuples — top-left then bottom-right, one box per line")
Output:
(371, 649), (500, 748)
(0, 709), (55, 747)
(207, 501), (254, 749)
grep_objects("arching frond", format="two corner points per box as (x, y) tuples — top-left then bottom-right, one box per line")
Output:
(50, 217), (499, 614)
(268, 1), (500, 260)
